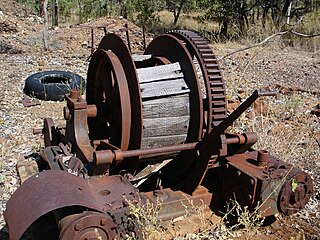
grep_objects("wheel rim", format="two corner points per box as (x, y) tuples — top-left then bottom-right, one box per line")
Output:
(86, 49), (131, 151)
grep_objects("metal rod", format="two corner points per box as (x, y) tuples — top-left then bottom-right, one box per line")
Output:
(120, 142), (198, 159)
(142, 25), (146, 50)
(91, 28), (94, 54)
(125, 23), (131, 53)
(95, 135), (245, 164)
(215, 90), (277, 135)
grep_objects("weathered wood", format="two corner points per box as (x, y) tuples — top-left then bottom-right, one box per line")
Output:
(141, 134), (187, 149)
(140, 78), (189, 99)
(137, 62), (184, 83)
(142, 95), (189, 118)
(143, 116), (189, 138)
(132, 54), (152, 62)
(137, 61), (191, 148)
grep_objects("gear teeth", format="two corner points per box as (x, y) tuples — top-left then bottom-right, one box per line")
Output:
(168, 30), (227, 135)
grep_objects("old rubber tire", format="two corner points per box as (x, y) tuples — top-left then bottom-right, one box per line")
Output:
(24, 70), (86, 101)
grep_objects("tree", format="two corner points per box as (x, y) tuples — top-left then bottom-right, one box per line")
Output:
(42, 0), (48, 51)
(205, 0), (248, 37)
(166, 0), (196, 25)
(133, 0), (163, 28)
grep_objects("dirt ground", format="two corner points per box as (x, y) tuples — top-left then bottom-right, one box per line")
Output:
(0, 1), (319, 239)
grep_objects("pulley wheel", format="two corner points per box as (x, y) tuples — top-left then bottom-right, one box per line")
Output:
(145, 34), (204, 190)
(145, 34), (203, 143)
(97, 33), (142, 173)
(98, 34), (143, 151)
(86, 49), (131, 151)
(278, 171), (314, 215)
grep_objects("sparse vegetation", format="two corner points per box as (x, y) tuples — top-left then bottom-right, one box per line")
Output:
(0, 0), (319, 239)
(14, 1), (320, 47)
(124, 195), (268, 239)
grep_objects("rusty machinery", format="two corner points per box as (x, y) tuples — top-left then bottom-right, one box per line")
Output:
(5, 30), (314, 240)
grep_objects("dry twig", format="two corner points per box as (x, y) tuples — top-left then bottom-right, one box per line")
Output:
(218, 17), (319, 60)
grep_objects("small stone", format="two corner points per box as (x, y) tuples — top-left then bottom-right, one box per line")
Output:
(38, 59), (45, 66)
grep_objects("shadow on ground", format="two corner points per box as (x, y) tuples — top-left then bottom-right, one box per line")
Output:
(0, 226), (8, 240)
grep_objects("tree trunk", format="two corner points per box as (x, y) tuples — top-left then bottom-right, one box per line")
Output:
(220, 18), (228, 37)
(52, 0), (58, 27)
(43, 0), (48, 51)
(287, 2), (292, 24)
(77, 0), (83, 23)
(38, 0), (44, 18)
(173, 0), (186, 25)
(262, 7), (268, 29)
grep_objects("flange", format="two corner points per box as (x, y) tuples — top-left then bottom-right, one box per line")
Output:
(59, 211), (118, 240)
(86, 49), (131, 151)
(145, 34), (203, 143)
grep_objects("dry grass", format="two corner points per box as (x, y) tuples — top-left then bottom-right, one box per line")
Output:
(229, 92), (320, 169)
(157, 9), (320, 53)
(156, 11), (219, 34)
(124, 197), (167, 240)
(123, 194), (268, 240)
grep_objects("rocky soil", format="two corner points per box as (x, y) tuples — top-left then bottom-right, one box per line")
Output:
(0, 1), (319, 239)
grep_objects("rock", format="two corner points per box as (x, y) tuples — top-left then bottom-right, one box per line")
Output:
(37, 59), (45, 66)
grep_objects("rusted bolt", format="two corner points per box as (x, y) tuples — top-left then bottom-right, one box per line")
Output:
(258, 150), (269, 169)
(87, 104), (97, 118)
(250, 179), (255, 185)
(100, 219), (107, 226)
(33, 128), (42, 135)
(94, 150), (115, 165)
(70, 89), (80, 99)
(74, 223), (82, 231)
(63, 106), (70, 120)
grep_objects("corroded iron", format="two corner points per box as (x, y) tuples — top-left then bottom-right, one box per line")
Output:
(4, 30), (314, 240)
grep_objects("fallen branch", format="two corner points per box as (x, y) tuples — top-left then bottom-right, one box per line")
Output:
(291, 31), (320, 38)
(218, 17), (319, 60)
(275, 83), (320, 96)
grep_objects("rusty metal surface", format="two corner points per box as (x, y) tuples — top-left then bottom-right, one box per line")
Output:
(174, 90), (276, 193)
(278, 170), (313, 215)
(85, 49), (131, 151)
(97, 33), (142, 173)
(65, 92), (94, 163)
(43, 118), (57, 147)
(4, 30), (315, 239)
(168, 30), (227, 132)
(59, 211), (118, 240)
(20, 94), (41, 107)
(224, 151), (314, 216)
(4, 170), (139, 240)
(141, 186), (212, 221)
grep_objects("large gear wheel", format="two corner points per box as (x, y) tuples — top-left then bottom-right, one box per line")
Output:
(167, 30), (227, 133)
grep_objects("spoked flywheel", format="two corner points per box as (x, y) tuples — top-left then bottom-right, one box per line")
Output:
(86, 49), (131, 151)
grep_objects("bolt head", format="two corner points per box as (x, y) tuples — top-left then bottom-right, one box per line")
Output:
(74, 223), (82, 231)
(100, 219), (107, 226)
(63, 107), (70, 120)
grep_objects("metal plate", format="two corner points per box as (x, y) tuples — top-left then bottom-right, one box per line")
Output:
(4, 170), (139, 240)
